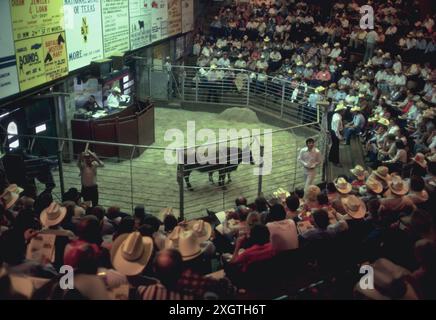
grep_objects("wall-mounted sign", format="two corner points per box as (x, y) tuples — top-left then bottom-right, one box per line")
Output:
(64, 0), (104, 71)
(0, 2), (20, 99)
(181, 0), (194, 33)
(11, 0), (65, 41)
(167, 0), (182, 37)
(129, 0), (152, 50)
(102, 0), (130, 57)
(151, 0), (168, 42)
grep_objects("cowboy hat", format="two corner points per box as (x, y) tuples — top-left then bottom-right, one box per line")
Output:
(160, 207), (180, 221)
(0, 190), (19, 210)
(178, 229), (207, 261)
(365, 178), (383, 194)
(40, 202), (67, 227)
(296, 61), (303, 66)
(306, 63), (313, 68)
(304, 37), (310, 42)
(287, 69), (294, 74)
(334, 102), (346, 112)
(422, 109), (435, 119)
(350, 106), (361, 112)
(412, 153), (427, 168)
(342, 70), (349, 76)
(185, 220), (212, 243)
(315, 86), (325, 93)
(5, 184), (24, 195)
(210, 64), (217, 70)
(427, 153), (436, 163)
(112, 87), (121, 93)
(334, 177), (352, 194)
(341, 195), (366, 219)
(305, 185), (321, 201)
(111, 232), (153, 276)
(334, 42), (340, 47)
(378, 118), (390, 127)
(389, 176), (409, 196)
(322, 43), (329, 48)
(264, 36), (270, 42)
(350, 165), (367, 180)
(373, 166), (391, 181)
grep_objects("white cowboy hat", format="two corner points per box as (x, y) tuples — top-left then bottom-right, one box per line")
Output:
(112, 87), (121, 93)
(40, 202), (67, 227)
(350, 165), (367, 180)
(341, 195), (366, 219)
(296, 61), (303, 66)
(334, 102), (346, 112)
(178, 230), (207, 261)
(322, 43), (329, 48)
(0, 190), (19, 210)
(5, 184), (24, 195)
(389, 176), (409, 196)
(342, 70), (349, 76)
(315, 86), (325, 93)
(306, 63), (313, 68)
(412, 153), (427, 168)
(334, 42), (340, 47)
(110, 232), (153, 276)
(264, 36), (270, 42)
(304, 37), (310, 42)
(334, 177), (352, 194)
(377, 118), (390, 127)
(365, 178), (383, 194)
(185, 220), (212, 243)
(373, 166), (391, 181)
(210, 64), (217, 70)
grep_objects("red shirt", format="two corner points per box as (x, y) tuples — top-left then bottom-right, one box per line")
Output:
(233, 243), (275, 272)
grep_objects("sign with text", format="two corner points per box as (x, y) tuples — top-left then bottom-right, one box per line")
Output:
(15, 37), (46, 91)
(64, 0), (104, 71)
(181, 0), (194, 33)
(102, 0), (130, 57)
(129, 0), (152, 50)
(151, 0), (168, 42)
(167, 0), (182, 37)
(43, 32), (68, 82)
(0, 2), (20, 99)
(11, 0), (65, 41)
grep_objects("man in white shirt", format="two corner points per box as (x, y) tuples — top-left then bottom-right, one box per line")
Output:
(329, 102), (346, 166)
(298, 138), (322, 190)
(107, 87), (122, 109)
(364, 30), (379, 63)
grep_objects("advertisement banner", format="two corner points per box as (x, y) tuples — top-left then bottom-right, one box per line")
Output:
(181, 0), (194, 33)
(43, 32), (68, 82)
(11, 0), (65, 41)
(129, 0), (152, 51)
(102, 0), (130, 57)
(167, 0), (182, 37)
(0, 2), (20, 99)
(15, 37), (46, 91)
(151, 0), (168, 42)
(64, 0), (104, 71)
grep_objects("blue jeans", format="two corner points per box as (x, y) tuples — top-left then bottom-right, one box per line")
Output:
(344, 127), (361, 144)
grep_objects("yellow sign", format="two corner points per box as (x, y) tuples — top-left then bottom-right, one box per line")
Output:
(15, 32), (68, 91)
(11, 0), (64, 41)
(43, 32), (68, 82)
(167, 0), (182, 37)
(15, 37), (45, 91)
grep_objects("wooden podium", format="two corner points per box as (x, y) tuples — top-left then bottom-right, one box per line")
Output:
(71, 101), (155, 159)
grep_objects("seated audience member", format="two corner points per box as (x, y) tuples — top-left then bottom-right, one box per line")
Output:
(303, 185), (321, 212)
(379, 176), (416, 215)
(300, 209), (332, 243)
(406, 176), (429, 206)
(266, 204), (299, 251)
(408, 239), (436, 300)
(332, 177), (353, 215)
(285, 195), (300, 221)
(350, 165), (368, 189)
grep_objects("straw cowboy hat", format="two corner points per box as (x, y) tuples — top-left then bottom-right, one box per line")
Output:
(287, 69), (294, 74)
(0, 190), (19, 210)
(354, 258), (418, 300)
(422, 109), (435, 119)
(305, 185), (321, 201)
(322, 43), (329, 48)
(389, 176), (409, 196)
(160, 207), (180, 221)
(210, 64), (217, 70)
(40, 202), (67, 228)
(264, 36), (270, 42)
(365, 178), (383, 194)
(334, 102), (346, 112)
(112, 87), (121, 94)
(334, 42), (340, 47)
(350, 106), (361, 113)
(5, 184), (24, 195)
(342, 70), (349, 76)
(237, 53), (243, 59)
(377, 118), (390, 127)
(296, 61), (303, 66)
(111, 232), (153, 276)
(315, 86), (325, 93)
(341, 195), (366, 219)
(412, 153), (427, 168)
(373, 166), (391, 181)
(185, 220), (212, 243)
(306, 63), (313, 68)
(335, 177), (352, 194)
(350, 165), (367, 181)
(176, 230), (208, 261)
